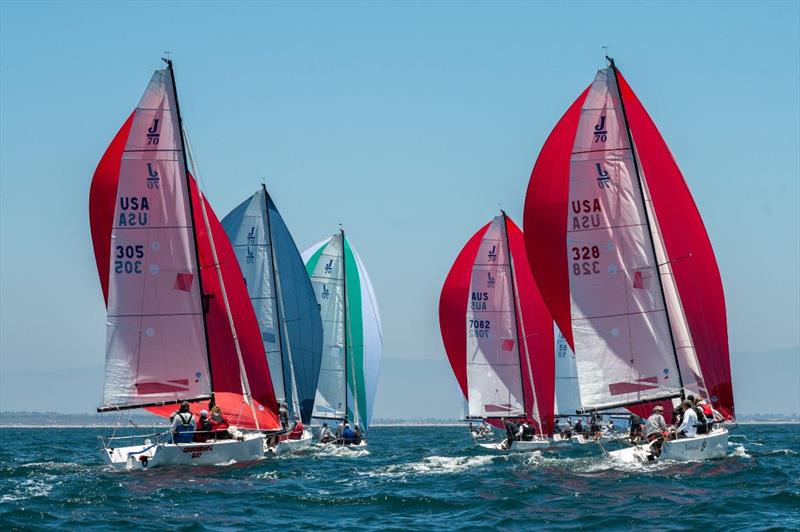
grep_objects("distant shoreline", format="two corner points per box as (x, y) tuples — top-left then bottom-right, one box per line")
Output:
(0, 420), (797, 429)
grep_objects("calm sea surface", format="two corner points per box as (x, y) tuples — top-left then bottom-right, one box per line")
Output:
(0, 424), (797, 530)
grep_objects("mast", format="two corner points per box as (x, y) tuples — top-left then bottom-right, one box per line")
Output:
(262, 185), (301, 418)
(500, 211), (532, 425)
(164, 58), (215, 395)
(606, 56), (685, 398)
(261, 184), (289, 408)
(340, 228), (350, 423)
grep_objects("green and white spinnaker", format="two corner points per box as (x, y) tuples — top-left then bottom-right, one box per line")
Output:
(302, 231), (382, 432)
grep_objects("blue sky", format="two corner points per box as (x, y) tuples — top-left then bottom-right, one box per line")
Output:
(1, 0), (798, 388)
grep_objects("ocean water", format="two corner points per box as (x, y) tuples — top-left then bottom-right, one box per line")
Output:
(0, 424), (797, 530)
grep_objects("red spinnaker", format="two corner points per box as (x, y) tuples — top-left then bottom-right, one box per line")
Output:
(522, 87), (590, 350)
(439, 223), (488, 399)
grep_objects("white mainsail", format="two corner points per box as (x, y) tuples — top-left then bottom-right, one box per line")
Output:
(465, 216), (526, 418)
(304, 234), (347, 421)
(102, 69), (211, 409)
(553, 324), (582, 415)
(567, 68), (681, 411)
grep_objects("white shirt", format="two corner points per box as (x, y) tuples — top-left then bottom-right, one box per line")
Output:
(677, 408), (698, 437)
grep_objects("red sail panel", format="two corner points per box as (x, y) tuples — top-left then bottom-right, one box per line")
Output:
(147, 392), (277, 429)
(522, 87), (591, 350)
(439, 223), (490, 399)
(506, 217), (555, 435)
(89, 112), (135, 304)
(617, 72), (734, 419)
(188, 177), (281, 429)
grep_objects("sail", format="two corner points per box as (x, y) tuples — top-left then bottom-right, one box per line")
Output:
(304, 235), (347, 422)
(303, 232), (382, 431)
(222, 189), (323, 424)
(89, 67), (280, 429)
(553, 324), (582, 415)
(91, 69), (211, 409)
(524, 62), (731, 416)
(439, 223), (488, 401)
(439, 215), (555, 434)
(617, 72), (734, 419)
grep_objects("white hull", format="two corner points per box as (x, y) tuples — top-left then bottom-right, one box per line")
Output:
(610, 428), (729, 464)
(267, 430), (313, 455)
(480, 438), (551, 451)
(101, 433), (265, 470)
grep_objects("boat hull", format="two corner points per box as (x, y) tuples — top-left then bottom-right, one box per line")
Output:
(268, 430), (314, 455)
(102, 433), (265, 470)
(480, 438), (551, 451)
(610, 428), (729, 463)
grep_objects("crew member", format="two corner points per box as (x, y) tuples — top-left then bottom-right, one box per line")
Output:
(170, 401), (195, 444)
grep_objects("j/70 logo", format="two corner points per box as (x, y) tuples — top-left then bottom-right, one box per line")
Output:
(487, 245), (497, 263)
(486, 272), (495, 288)
(324, 259), (334, 274)
(146, 118), (160, 145)
(146, 163), (160, 189)
(321, 285), (331, 300)
(595, 163), (611, 189)
(593, 116), (607, 143)
(247, 226), (256, 245)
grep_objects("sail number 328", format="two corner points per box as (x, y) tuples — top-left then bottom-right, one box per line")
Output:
(571, 245), (600, 276)
(115, 245), (144, 274)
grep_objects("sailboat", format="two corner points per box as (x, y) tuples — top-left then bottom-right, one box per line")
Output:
(221, 186), (323, 453)
(89, 59), (282, 469)
(439, 213), (555, 451)
(302, 230), (382, 444)
(523, 57), (734, 462)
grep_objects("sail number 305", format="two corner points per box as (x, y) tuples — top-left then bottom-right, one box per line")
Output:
(571, 245), (600, 276)
(115, 245), (144, 274)
(468, 319), (491, 338)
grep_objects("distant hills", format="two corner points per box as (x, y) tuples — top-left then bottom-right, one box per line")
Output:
(1, 346), (797, 420)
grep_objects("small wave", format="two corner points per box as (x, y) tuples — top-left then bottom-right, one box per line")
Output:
(311, 444), (370, 458)
(21, 461), (84, 472)
(364, 454), (495, 479)
(730, 445), (751, 458)
(0, 477), (55, 502)
(213, 459), (238, 467)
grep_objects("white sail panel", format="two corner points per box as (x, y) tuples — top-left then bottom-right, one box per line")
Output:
(567, 69), (681, 411)
(103, 69), (211, 408)
(466, 216), (525, 418)
(553, 324), (582, 415)
(304, 236), (347, 420)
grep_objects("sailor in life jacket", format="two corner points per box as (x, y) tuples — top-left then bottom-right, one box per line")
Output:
(170, 401), (196, 443)
(288, 416), (305, 440)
